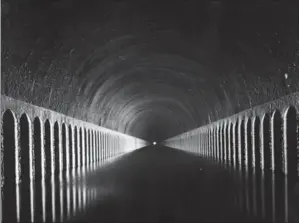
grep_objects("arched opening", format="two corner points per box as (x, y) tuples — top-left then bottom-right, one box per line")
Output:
(114, 135), (117, 156)
(107, 133), (110, 158)
(86, 129), (92, 166)
(262, 113), (272, 221)
(44, 120), (51, 177)
(79, 127), (83, 167)
(94, 135), (99, 164)
(99, 132), (102, 161)
(285, 106), (297, 222)
(253, 117), (261, 218)
(62, 123), (67, 178)
(2, 109), (17, 222)
(110, 134), (115, 157)
(117, 135), (119, 154)
(78, 127), (87, 166)
(84, 128), (88, 166)
(203, 132), (206, 157)
(232, 120), (240, 207)
(272, 111), (283, 173)
(91, 130), (94, 164)
(109, 133), (111, 158)
(68, 125), (73, 170)
(62, 123), (68, 220)
(101, 132), (104, 160)
(285, 106), (297, 180)
(33, 117), (43, 221)
(89, 129), (93, 165)
(107, 133), (111, 158)
(54, 122), (60, 177)
(88, 129), (91, 165)
(94, 130), (97, 162)
(234, 120), (240, 172)
(220, 124), (225, 166)
(114, 135), (117, 155)
(107, 133), (109, 158)
(216, 125), (220, 164)
(239, 119), (246, 212)
(240, 119), (246, 172)
(213, 127), (217, 163)
(44, 119), (53, 222)
(211, 128), (215, 161)
(247, 118), (253, 173)
(189, 134), (191, 153)
(229, 122), (234, 169)
(19, 113), (31, 221)
(67, 127), (74, 216)
(111, 134), (115, 157)
(272, 110), (284, 221)
(53, 121), (61, 220)
(95, 131), (98, 163)
(202, 132), (205, 156)
(74, 126), (78, 168)
(112, 135), (114, 156)
(224, 123), (229, 168)
(100, 132), (102, 161)
(34, 117), (42, 180)
(103, 133), (106, 159)
(100, 132), (103, 160)
(246, 118), (253, 216)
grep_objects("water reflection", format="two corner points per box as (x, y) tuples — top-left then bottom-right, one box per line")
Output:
(82, 181), (87, 211)
(1, 151), (162, 222)
(52, 178), (56, 222)
(30, 180), (35, 222)
(66, 181), (71, 220)
(42, 179), (46, 222)
(231, 171), (297, 222)
(60, 180), (64, 222)
(16, 183), (21, 222)
(72, 172), (77, 218)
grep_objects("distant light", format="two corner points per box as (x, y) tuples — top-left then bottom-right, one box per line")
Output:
(285, 73), (288, 79)
(153, 142), (157, 145)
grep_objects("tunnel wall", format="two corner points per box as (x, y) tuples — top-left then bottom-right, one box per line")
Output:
(2, 0), (298, 141)
(1, 95), (148, 222)
(163, 91), (299, 223)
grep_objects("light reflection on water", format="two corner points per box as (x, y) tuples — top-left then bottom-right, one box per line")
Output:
(67, 182), (71, 220)
(60, 180), (64, 222)
(16, 182), (20, 222)
(30, 180), (34, 222)
(5, 150), (298, 223)
(51, 178), (56, 223)
(42, 179), (46, 222)
(5, 159), (119, 223)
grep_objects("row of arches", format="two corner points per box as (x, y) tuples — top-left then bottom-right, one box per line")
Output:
(1, 109), (147, 222)
(164, 106), (298, 223)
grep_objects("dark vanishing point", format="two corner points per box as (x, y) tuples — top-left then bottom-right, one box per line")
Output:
(1, 0), (299, 222)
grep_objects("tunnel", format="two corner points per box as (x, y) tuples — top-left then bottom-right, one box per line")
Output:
(1, 0), (299, 222)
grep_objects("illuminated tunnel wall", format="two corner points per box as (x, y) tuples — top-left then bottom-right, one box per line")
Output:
(1, 95), (148, 222)
(2, 0), (298, 142)
(1, 0), (298, 221)
(163, 92), (299, 222)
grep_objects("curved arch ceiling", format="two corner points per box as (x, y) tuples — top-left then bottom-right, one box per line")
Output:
(2, 0), (298, 141)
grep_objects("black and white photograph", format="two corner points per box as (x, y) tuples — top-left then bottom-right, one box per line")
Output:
(1, 0), (299, 222)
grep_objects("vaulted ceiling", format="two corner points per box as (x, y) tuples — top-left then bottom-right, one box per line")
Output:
(2, 0), (298, 141)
